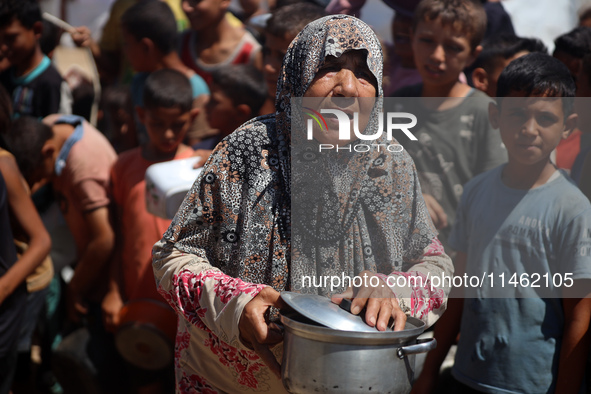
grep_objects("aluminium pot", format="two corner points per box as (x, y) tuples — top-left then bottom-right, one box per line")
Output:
(280, 312), (436, 394)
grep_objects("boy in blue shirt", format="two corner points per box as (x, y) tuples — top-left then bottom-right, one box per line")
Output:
(412, 53), (591, 393)
(0, 0), (71, 118)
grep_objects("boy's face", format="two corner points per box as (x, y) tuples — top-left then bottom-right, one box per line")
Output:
(0, 18), (40, 67)
(391, 14), (414, 68)
(138, 106), (194, 155)
(490, 93), (577, 167)
(121, 28), (152, 73)
(205, 84), (249, 137)
(182, 0), (228, 31)
(412, 17), (479, 88)
(263, 32), (294, 99)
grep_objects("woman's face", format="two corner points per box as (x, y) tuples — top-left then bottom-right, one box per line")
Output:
(303, 50), (378, 145)
(304, 50), (377, 99)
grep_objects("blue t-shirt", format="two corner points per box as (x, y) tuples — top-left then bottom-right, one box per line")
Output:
(449, 165), (591, 394)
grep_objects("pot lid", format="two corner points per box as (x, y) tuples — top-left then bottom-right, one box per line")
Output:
(281, 292), (383, 333)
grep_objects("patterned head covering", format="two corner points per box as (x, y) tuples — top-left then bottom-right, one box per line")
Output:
(163, 15), (436, 295)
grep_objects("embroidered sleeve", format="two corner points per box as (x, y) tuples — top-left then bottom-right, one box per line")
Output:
(152, 239), (265, 349)
(377, 237), (452, 328)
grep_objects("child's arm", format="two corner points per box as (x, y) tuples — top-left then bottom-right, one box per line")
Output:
(410, 251), (467, 394)
(67, 206), (115, 321)
(555, 280), (591, 394)
(0, 156), (51, 304)
(101, 201), (124, 332)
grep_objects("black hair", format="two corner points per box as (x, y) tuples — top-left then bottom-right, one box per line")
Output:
(121, 0), (178, 55)
(266, 3), (327, 37)
(581, 54), (591, 86)
(211, 64), (267, 116)
(143, 69), (193, 113)
(0, 0), (42, 29)
(471, 35), (547, 73)
(274, 0), (331, 10)
(496, 52), (575, 115)
(4, 117), (53, 181)
(40, 20), (63, 56)
(553, 26), (591, 59)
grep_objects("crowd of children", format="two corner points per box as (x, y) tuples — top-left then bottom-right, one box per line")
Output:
(1, 0), (591, 392)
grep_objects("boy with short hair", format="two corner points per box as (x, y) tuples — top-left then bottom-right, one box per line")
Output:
(179, 0), (263, 87)
(393, 0), (507, 252)
(412, 53), (591, 394)
(5, 114), (117, 322)
(103, 68), (197, 333)
(259, 3), (326, 114)
(196, 64), (266, 149)
(0, 0), (72, 118)
(553, 26), (591, 78)
(120, 0), (210, 146)
(470, 35), (547, 98)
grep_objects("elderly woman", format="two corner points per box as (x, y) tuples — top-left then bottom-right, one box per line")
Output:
(152, 15), (453, 393)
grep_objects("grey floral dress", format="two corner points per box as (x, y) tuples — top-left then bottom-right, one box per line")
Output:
(152, 15), (453, 393)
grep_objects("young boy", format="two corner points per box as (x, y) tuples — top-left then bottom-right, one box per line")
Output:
(383, 0), (422, 97)
(259, 3), (326, 115)
(102, 69), (196, 391)
(470, 35), (547, 98)
(553, 26), (591, 79)
(392, 0), (507, 252)
(104, 68), (196, 327)
(5, 114), (117, 323)
(120, 0), (210, 147)
(179, 0), (263, 87)
(0, 0), (72, 118)
(412, 53), (591, 394)
(195, 64), (266, 149)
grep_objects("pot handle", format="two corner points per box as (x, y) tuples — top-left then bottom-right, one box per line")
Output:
(396, 338), (437, 359)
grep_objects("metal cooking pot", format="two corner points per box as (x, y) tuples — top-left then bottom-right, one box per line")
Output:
(279, 293), (436, 394)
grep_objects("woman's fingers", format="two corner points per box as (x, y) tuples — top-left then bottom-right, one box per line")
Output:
(239, 287), (285, 378)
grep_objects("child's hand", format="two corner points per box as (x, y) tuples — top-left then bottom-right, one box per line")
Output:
(422, 193), (448, 229)
(66, 284), (88, 323)
(102, 288), (124, 332)
(71, 26), (93, 48)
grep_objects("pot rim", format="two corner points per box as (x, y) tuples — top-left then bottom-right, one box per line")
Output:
(280, 312), (425, 345)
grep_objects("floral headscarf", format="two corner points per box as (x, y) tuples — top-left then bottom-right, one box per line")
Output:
(163, 15), (436, 295)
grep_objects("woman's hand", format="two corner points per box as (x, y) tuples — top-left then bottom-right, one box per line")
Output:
(422, 194), (448, 230)
(331, 270), (407, 331)
(239, 287), (286, 378)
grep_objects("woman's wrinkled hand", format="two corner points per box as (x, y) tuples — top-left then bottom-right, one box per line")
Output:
(422, 193), (448, 229)
(331, 270), (407, 331)
(239, 287), (286, 379)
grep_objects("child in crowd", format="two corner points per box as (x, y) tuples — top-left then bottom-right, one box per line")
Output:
(120, 0), (210, 147)
(393, 0), (507, 252)
(104, 68), (196, 330)
(102, 69), (196, 393)
(259, 2), (327, 114)
(412, 53), (591, 394)
(0, 0), (72, 118)
(470, 35), (547, 98)
(193, 64), (266, 164)
(382, 0), (422, 97)
(570, 54), (591, 184)
(5, 114), (116, 324)
(71, 0), (189, 86)
(553, 26), (591, 78)
(179, 0), (263, 87)
(100, 86), (138, 154)
(0, 85), (51, 394)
